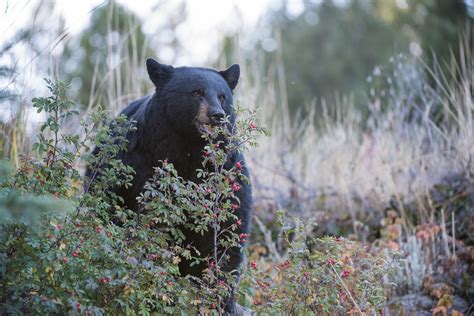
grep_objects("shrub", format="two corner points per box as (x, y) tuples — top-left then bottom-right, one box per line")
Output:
(0, 79), (393, 315)
(239, 213), (398, 314)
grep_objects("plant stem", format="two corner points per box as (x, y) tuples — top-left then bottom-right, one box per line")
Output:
(329, 263), (363, 315)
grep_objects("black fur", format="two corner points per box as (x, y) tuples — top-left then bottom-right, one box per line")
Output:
(87, 58), (251, 314)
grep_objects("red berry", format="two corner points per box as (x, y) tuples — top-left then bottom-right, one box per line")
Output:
(211, 303), (217, 309)
(232, 203), (239, 210)
(250, 261), (257, 269)
(236, 219), (242, 226)
(56, 224), (62, 230)
(72, 250), (79, 257)
(167, 281), (172, 286)
(257, 280), (267, 289)
(235, 162), (242, 170)
(335, 236), (343, 242)
(341, 270), (350, 278)
(214, 143), (220, 148)
(232, 183), (241, 191)
(249, 122), (257, 130)
(63, 257), (68, 263)
(75, 222), (81, 227)
(326, 258), (336, 266)
(202, 150), (210, 157)
(106, 231), (111, 237)
(280, 260), (291, 269)
(97, 226), (102, 234)
(76, 303), (81, 310)
(100, 277), (107, 284)
(161, 271), (167, 275)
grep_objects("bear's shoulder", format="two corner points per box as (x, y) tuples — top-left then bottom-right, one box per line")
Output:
(119, 95), (152, 120)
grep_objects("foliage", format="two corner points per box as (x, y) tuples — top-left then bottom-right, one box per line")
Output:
(0, 79), (395, 314)
(259, 0), (469, 117)
(378, 0), (470, 73)
(0, 28), (33, 103)
(61, 1), (154, 108)
(0, 78), (253, 314)
(239, 213), (397, 315)
(0, 26), (35, 161)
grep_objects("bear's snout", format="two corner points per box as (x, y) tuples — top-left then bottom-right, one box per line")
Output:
(209, 107), (225, 125)
(194, 100), (226, 134)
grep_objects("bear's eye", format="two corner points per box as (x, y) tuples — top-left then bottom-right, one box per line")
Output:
(218, 94), (225, 103)
(192, 89), (205, 97)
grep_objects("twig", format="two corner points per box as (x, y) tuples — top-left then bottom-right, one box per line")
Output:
(451, 211), (456, 259)
(440, 208), (451, 257)
(329, 263), (363, 315)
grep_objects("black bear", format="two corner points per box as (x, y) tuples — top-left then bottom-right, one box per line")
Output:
(88, 58), (251, 314)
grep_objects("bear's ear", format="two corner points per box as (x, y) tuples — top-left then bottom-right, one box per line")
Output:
(146, 58), (174, 89)
(219, 64), (240, 91)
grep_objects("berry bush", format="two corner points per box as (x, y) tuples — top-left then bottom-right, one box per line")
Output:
(0, 79), (396, 315)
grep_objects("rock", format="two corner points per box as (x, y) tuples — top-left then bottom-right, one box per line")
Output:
(235, 303), (255, 316)
(428, 282), (454, 299)
(387, 293), (434, 314)
(452, 295), (469, 313)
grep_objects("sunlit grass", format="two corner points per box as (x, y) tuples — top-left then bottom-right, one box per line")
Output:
(243, 35), (472, 232)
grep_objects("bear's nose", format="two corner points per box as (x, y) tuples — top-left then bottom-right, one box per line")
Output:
(209, 108), (225, 125)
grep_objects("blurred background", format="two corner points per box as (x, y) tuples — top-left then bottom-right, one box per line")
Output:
(1, 0), (471, 114)
(1, 0), (473, 312)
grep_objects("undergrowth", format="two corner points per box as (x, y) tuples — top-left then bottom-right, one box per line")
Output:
(0, 79), (396, 315)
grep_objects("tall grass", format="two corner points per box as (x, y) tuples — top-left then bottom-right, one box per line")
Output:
(234, 36), (472, 307)
(1, 3), (153, 167)
(84, 4), (151, 115)
(240, 35), (472, 234)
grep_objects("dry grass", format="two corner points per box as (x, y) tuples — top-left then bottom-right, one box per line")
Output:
(241, 37), (473, 232)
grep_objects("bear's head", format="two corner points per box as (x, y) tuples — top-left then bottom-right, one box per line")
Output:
(146, 58), (240, 140)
